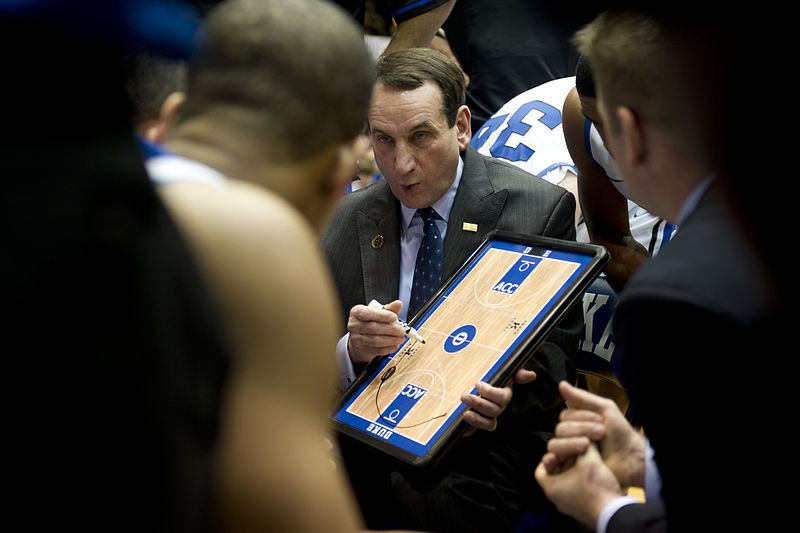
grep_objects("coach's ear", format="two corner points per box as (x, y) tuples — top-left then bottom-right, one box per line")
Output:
(455, 105), (471, 151)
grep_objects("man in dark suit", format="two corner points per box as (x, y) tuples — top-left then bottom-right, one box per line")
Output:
(534, 10), (785, 533)
(322, 48), (582, 533)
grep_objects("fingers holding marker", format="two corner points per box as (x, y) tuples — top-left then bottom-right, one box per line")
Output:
(368, 300), (426, 344)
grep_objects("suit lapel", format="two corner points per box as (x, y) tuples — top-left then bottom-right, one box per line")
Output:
(355, 181), (402, 304)
(443, 148), (508, 278)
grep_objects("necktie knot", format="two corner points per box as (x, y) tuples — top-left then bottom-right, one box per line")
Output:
(418, 206), (438, 226)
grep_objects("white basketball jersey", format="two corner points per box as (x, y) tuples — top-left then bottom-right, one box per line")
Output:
(471, 76), (577, 186)
(586, 122), (627, 198)
(145, 153), (226, 187)
(578, 121), (677, 255)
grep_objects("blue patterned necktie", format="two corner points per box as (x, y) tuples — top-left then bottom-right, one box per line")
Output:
(408, 207), (443, 318)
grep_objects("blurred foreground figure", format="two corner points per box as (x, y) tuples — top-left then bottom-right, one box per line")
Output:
(140, 0), (422, 531)
(2, 2), (230, 531)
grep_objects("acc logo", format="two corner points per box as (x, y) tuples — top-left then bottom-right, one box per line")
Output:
(401, 384), (427, 399)
(378, 383), (428, 429)
(491, 255), (540, 295)
(444, 324), (477, 353)
(492, 281), (519, 294)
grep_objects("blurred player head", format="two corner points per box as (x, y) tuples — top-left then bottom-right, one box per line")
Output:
(368, 48), (471, 209)
(168, 0), (374, 227)
(125, 51), (188, 142)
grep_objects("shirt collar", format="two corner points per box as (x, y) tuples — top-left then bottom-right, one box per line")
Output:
(400, 155), (463, 230)
(676, 172), (715, 225)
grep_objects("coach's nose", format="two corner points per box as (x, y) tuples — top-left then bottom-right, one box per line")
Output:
(394, 142), (416, 176)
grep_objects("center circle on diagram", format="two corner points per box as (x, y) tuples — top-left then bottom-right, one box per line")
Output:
(444, 324), (477, 353)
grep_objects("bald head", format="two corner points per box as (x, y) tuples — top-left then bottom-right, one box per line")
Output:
(178, 0), (374, 162)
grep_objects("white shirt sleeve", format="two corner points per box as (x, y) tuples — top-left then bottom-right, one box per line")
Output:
(597, 439), (661, 533)
(336, 333), (356, 391)
(644, 439), (663, 504)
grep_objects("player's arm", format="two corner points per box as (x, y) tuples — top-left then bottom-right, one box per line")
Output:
(157, 181), (367, 533)
(562, 88), (649, 289)
(382, 0), (456, 56)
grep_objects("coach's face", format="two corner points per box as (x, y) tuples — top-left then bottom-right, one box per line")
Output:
(369, 81), (470, 209)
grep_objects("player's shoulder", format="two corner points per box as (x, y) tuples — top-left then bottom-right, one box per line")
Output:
(169, 176), (300, 222)
(161, 177), (318, 264)
(561, 87), (584, 144)
(477, 150), (570, 197)
(494, 76), (576, 114)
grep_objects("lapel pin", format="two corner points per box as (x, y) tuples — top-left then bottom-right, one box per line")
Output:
(371, 235), (384, 249)
(462, 222), (478, 232)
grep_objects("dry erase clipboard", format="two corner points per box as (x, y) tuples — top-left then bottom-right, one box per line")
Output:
(331, 230), (609, 469)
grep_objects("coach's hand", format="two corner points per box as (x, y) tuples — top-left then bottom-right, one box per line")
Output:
(535, 443), (623, 529)
(461, 368), (537, 435)
(347, 300), (406, 369)
(541, 381), (646, 489)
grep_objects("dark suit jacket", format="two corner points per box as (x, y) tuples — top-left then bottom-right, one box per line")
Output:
(609, 179), (778, 533)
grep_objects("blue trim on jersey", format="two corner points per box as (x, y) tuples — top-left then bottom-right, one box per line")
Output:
(662, 221), (677, 242)
(647, 219), (678, 256)
(583, 118), (598, 166)
(135, 134), (170, 160)
(392, 0), (438, 17)
(537, 162), (577, 179)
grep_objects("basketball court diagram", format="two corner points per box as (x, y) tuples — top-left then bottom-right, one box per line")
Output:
(333, 235), (606, 465)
